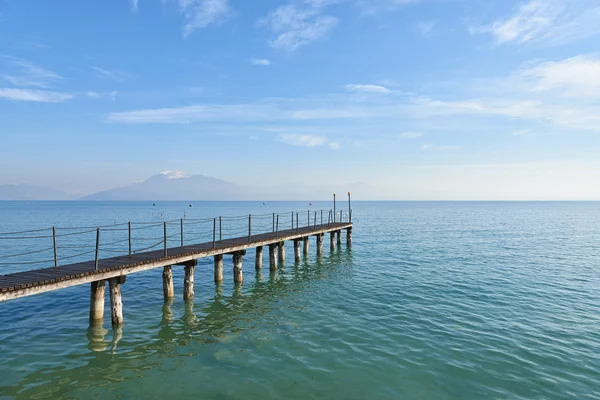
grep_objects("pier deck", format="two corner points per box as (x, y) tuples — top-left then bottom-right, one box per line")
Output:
(0, 222), (352, 302)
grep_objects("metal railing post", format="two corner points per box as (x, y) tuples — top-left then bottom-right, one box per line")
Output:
(95, 228), (100, 271)
(272, 213), (275, 232)
(314, 212), (317, 227)
(276, 214), (279, 238)
(248, 214), (252, 242)
(163, 222), (167, 257)
(180, 218), (184, 247)
(291, 212), (294, 230)
(219, 216), (222, 241)
(128, 222), (132, 255)
(52, 227), (58, 268)
(321, 210), (323, 225)
(213, 218), (216, 247)
(296, 213), (299, 233)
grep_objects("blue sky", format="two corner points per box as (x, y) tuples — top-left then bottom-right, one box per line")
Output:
(1, 0), (600, 199)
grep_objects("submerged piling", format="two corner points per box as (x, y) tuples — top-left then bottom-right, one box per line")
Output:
(109, 277), (124, 326)
(162, 266), (174, 299)
(89, 280), (105, 323)
(233, 252), (243, 283)
(184, 262), (196, 300)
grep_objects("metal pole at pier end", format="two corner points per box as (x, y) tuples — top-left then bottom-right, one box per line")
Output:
(180, 218), (184, 247)
(95, 228), (100, 271)
(348, 192), (352, 223)
(52, 227), (58, 268)
(276, 214), (279, 238)
(128, 222), (132, 255)
(333, 193), (336, 223)
(219, 216), (222, 241)
(163, 222), (167, 257)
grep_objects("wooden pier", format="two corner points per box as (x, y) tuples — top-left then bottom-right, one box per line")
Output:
(0, 205), (353, 327)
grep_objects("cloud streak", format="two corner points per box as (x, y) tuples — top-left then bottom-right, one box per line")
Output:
(345, 84), (390, 94)
(173, 0), (232, 37)
(1, 57), (62, 88)
(251, 58), (271, 66)
(472, 0), (600, 46)
(278, 133), (340, 149)
(259, 2), (338, 51)
(0, 88), (72, 102)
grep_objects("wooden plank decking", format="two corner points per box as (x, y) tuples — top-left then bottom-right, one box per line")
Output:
(0, 222), (352, 302)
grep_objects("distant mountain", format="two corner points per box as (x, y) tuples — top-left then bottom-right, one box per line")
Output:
(82, 171), (380, 201)
(0, 184), (71, 200)
(82, 171), (244, 201)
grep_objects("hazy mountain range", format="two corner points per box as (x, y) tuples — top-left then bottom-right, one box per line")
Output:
(0, 171), (376, 201)
(0, 184), (72, 200)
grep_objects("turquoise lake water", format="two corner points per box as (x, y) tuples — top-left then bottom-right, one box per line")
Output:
(0, 201), (599, 399)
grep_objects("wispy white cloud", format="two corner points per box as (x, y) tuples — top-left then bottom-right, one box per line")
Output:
(170, 0), (232, 37)
(259, 2), (338, 51)
(278, 133), (340, 149)
(345, 84), (390, 94)
(251, 58), (271, 66)
(90, 66), (130, 83)
(1, 57), (62, 88)
(0, 88), (72, 102)
(278, 133), (327, 147)
(87, 90), (118, 100)
(106, 54), (600, 133)
(518, 55), (600, 98)
(471, 0), (600, 46)
(131, 0), (139, 12)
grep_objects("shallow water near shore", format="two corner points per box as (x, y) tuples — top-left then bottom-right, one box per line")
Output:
(1, 201), (600, 399)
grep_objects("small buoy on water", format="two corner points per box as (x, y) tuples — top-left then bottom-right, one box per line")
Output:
(153, 203), (156, 206)
(189, 204), (193, 207)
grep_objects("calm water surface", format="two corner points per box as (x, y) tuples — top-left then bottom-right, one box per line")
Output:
(0, 201), (599, 399)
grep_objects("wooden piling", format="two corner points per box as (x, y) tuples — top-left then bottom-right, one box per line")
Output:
(269, 244), (278, 271)
(336, 230), (342, 246)
(330, 232), (336, 250)
(316, 234), (323, 255)
(162, 265), (174, 299)
(214, 254), (223, 283)
(255, 246), (263, 270)
(184, 263), (195, 300)
(233, 252), (243, 283)
(89, 280), (105, 322)
(108, 277), (123, 326)
(278, 242), (285, 263)
(303, 237), (309, 257)
(347, 227), (353, 246)
(294, 239), (301, 263)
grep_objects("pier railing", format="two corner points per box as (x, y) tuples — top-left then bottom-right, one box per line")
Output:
(0, 209), (351, 274)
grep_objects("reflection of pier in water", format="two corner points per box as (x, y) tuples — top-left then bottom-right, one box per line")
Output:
(0, 248), (353, 398)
